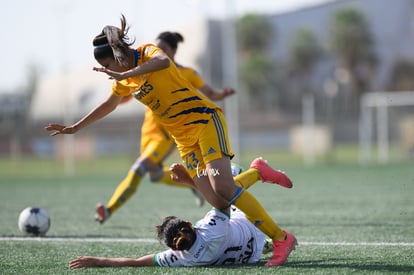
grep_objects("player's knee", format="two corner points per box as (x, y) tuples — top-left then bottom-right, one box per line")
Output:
(148, 167), (164, 182)
(212, 182), (236, 199)
(130, 161), (147, 177)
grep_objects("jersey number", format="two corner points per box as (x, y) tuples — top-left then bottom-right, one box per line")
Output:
(185, 152), (199, 170)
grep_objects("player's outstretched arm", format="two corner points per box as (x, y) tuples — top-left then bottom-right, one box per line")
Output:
(45, 94), (122, 136)
(93, 53), (170, 81)
(69, 254), (155, 269)
(199, 85), (235, 101)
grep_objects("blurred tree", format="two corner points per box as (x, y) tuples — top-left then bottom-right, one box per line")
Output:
(239, 53), (278, 110)
(329, 7), (377, 109)
(6, 63), (40, 162)
(289, 27), (321, 75)
(287, 27), (321, 109)
(236, 14), (278, 111)
(237, 14), (272, 53)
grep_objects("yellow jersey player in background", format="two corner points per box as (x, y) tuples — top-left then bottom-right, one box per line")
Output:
(94, 31), (236, 224)
(45, 15), (296, 266)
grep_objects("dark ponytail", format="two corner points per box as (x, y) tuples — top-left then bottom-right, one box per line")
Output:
(156, 216), (196, 251)
(93, 14), (135, 66)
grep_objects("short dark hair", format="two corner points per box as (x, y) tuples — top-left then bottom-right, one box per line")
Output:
(156, 216), (196, 250)
(156, 32), (184, 50)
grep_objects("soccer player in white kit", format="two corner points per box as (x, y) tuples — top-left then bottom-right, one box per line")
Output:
(69, 207), (267, 268)
(155, 206), (266, 266)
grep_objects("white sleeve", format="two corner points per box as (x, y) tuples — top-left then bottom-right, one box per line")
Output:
(155, 249), (188, 267)
(230, 206), (247, 220)
(194, 209), (229, 239)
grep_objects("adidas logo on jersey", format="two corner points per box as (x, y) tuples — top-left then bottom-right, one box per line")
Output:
(203, 147), (216, 157)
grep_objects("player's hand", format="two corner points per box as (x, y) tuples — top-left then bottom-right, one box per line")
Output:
(222, 87), (235, 97)
(93, 67), (123, 81)
(170, 163), (196, 188)
(44, 123), (77, 136)
(69, 256), (99, 269)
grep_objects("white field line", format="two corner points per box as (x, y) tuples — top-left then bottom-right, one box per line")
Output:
(0, 237), (158, 243)
(299, 241), (414, 247)
(0, 237), (414, 246)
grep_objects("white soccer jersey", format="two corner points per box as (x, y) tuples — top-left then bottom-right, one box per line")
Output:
(155, 208), (266, 267)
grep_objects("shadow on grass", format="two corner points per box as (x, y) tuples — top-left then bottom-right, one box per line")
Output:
(206, 259), (413, 273)
(287, 259), (414, 273)
(285, 222), (409, 228)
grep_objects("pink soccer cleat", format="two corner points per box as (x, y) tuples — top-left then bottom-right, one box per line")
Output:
(250, 157), (293, 188)
(95, 203), (110, 224)
(265, 231), (297, 266)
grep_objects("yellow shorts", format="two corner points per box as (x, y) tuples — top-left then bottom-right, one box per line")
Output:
(140, 123), (175, 164)
(177, 110), (234, 179)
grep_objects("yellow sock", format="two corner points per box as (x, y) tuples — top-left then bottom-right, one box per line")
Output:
(107, 171), (142, 214)
(157, 168), (192, 188)
(233, 189), (285, 241)
(234, 168), (260, 189)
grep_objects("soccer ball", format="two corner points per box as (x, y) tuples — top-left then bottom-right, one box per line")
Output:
(18, 207), (51, 236)
(231, 163), (244, 177)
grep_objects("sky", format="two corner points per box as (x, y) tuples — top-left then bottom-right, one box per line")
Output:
(0, 0), (335, 93)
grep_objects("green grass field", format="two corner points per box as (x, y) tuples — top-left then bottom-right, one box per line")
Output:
(0, 152), (413, 274)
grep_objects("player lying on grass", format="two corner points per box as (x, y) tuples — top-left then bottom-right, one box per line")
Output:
(69, 164), (287, 269)
(69, 207), (271, 268)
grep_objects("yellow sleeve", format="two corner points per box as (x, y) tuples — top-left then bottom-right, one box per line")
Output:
(177, 66), (206, 89)
(111, 44), (160, 97)
(112, 80), (136, 97)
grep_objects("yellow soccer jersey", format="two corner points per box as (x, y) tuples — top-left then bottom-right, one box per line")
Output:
(176, 65), (205, 90)
(140, 108), (169, 140)
(141, 65), (205, 143)
(112, 44), (220, 147)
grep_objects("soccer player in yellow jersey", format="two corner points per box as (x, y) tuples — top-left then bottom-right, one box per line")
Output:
(45, 15), (296, 266)
(94, 31), (236, 222)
